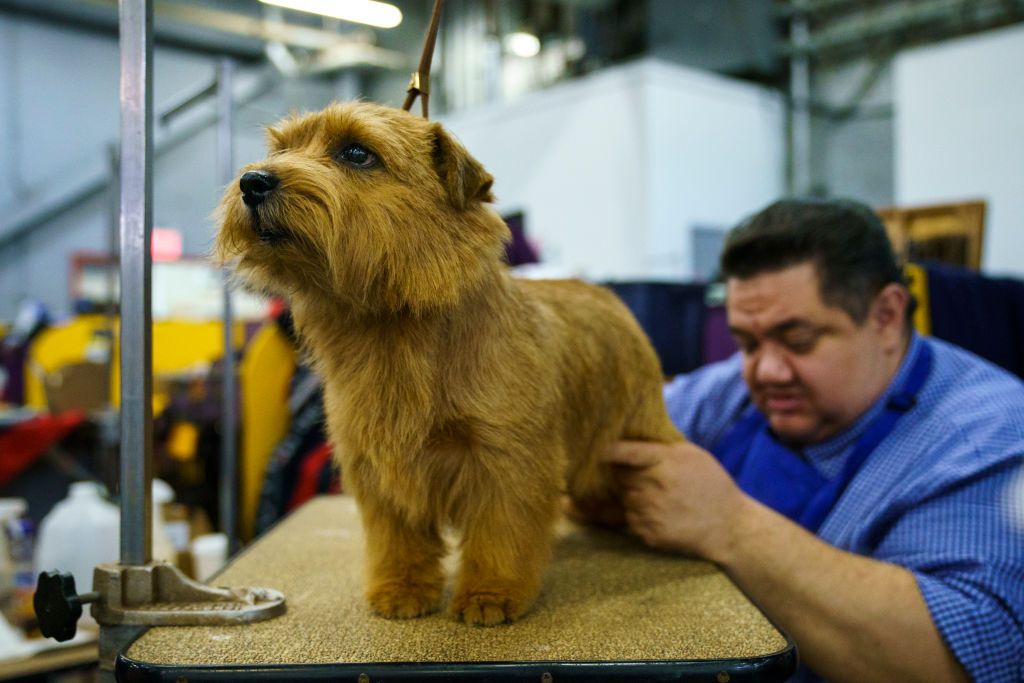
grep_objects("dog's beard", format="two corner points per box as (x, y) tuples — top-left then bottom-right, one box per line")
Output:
(227, 206), (340, 301)
(247, 205), (290, 245)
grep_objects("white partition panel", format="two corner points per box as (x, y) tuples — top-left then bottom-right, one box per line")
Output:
(895, 25), (1024, 277)
(442, 58), (785, 281)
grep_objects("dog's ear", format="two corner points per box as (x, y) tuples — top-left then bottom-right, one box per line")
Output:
(265, 125), (286, 151)
(431, 124), (494, 210)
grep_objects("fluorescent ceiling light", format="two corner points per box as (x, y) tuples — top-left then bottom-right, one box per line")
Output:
(503, 31), (540, 58)
(259, 0), (402, 29)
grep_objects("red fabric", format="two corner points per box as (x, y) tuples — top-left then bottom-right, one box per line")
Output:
(267, 298), (288, 320)
(286, 442), (334, 511)
(0, 412), (84, 487)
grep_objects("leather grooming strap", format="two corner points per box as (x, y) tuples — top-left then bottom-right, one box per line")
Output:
(402, 0), (445, 118)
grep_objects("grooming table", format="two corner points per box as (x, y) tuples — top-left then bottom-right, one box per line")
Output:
(117, 496), (795, 682)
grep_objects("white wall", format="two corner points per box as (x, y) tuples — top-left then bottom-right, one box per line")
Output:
(442, 58), (785, 281)
(441, 63), (650, 280)
(895, 24), (1024, 277)
(641, 62), (784, 278)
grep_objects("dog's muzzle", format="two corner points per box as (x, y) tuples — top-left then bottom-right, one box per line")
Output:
(240, 170), (279, 207)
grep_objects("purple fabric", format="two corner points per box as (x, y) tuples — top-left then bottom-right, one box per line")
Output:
(702, 305), (737, 364)
(503, 213), (540, 267)
(1, 343), (29, 404)
(925, 261), (1024, 379)
(606, 282), (706, 376)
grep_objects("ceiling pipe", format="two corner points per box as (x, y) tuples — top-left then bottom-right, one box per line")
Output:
(781, 0), (1024, 56)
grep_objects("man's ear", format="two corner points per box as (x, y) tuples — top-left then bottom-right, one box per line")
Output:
(872, 283), (911, 349)
(431, 123), (494, 210)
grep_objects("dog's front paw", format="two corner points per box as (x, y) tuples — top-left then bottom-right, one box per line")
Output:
(450, 590), (527, 626)
(367, 580), (442, 619)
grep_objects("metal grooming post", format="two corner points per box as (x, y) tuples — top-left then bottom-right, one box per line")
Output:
(118, 0), (154, 571)
(33, 4), (283, 678)
(789, 9), (812, 196)
(217, 58), (239, 554)
(94, 1), (156, 676)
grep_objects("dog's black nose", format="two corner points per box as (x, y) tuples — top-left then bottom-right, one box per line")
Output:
(240, 170), (279, 206)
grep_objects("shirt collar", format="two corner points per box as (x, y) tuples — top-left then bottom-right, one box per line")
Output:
(802, 332), (924, 476)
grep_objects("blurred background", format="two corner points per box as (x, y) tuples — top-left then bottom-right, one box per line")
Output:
(1, 0), (1023, 303)
(0, 1), (1022, 678)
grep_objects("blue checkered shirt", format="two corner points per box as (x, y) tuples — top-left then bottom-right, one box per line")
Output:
(663, 334), (1024, 682)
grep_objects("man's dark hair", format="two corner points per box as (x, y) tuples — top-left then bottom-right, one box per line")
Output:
(720, 198), (908, 324)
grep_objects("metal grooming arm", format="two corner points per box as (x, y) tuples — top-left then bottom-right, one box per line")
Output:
(32, 2), (284, 680)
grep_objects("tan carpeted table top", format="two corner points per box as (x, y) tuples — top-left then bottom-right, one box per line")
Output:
(126, 496), (788, 668)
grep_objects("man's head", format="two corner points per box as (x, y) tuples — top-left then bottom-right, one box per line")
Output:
(721, 199), (912, 445)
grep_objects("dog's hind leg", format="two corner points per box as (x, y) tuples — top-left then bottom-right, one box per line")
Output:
(449, 471), (559, 626)
(567, 383), (685, 527)
(358, 496), (447, 619)
(622, 383), (685, 444)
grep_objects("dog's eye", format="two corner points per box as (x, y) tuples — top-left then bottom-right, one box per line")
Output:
(337, 143), (377, 168)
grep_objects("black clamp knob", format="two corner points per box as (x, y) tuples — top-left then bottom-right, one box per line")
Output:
(34, 571), (100, 642)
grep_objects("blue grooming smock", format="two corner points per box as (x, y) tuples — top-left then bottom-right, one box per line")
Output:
(663, 334), (1024, 682)
(713, 343), (932, 533)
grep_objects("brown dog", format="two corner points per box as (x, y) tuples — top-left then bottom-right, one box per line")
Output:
(215, 101), (684, 626)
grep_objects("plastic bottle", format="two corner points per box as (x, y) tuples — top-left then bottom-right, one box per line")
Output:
(0, 499), (28, 599)
(0, 500), (34, 630)
(151, 479), (176, 565)
(191, 533), (228, 582)
(0, 610), (32, 660)
(34, 482), (120, 604)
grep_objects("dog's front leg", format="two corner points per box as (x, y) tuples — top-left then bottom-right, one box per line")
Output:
(450, 490), (557, 626)
(359, 497), (446, 619)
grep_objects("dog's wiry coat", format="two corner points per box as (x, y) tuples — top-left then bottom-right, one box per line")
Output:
(216, 102), (684, 626)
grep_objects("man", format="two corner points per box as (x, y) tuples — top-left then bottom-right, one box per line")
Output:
(607, 199), (1024, 683)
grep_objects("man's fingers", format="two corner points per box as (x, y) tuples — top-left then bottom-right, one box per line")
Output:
(604, 440), (664, 469)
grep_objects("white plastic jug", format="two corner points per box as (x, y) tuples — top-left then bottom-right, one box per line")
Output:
(34, 482), (120, 595)
(151, 478), (176, 564)
(0, 498), (28, 595)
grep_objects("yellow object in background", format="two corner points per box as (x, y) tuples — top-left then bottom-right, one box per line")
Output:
(24, 315), (247, 412)
(167, 421), (201, 461)
(24, 313), (300, 543)
(903, 262), (932, 337)
(25, 315), (113, 409)
(238, 322), (296, 542)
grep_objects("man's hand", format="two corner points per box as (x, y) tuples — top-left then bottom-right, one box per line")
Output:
(604, 439), (968, 683)
(604, 440), (750, 562)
